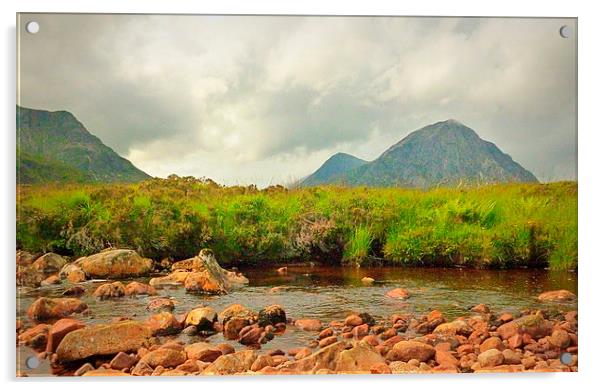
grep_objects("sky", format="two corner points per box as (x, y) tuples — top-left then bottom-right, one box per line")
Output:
(18, 14), (577, 186)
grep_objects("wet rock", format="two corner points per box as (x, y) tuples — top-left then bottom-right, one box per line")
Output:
(146, 297), (175, 312)
(18, 324), (49, 347)
(258, 304), (286, 327)
(295, 318), (323, 332)
(353, 324), (369, 338)
(145, 312), (182, 336)
(385, 288), (410, 299)
(480, 336), (504, 352)
(498, 312), (514, 323)
(184, 272), (224, 294)
(218, 303), (255, 324)
(140, 348), (187, 368)
(477, 348), (504, 368)
(125, 281), (157, 296)
(56, 321), (153, 362)
(16, 266), (45, 287)
(46, 318), (85, 352)
(74, 249), (153, 278)
(204, 350), (258, 375)
(110, 351), (138, 370)
(318, 336), (339, 348)
(93, 281), (126, 299)
(27, 297), (87, 321)
(41, 274), (61, 286)
(538, 290), (576, 302)
(334, 341), (385, 372)
(387, 341), (435, 363)
(471, 303), (491, 314)
(185, 307), (217, 331)
(318, 328), (334, 340)
(184, 342), (222, 362)
(497, 312), (553, 340)
(344, 314), (363, 327)
(149, 271), (191, 287)
(239, 326), (263, 346)
(433, 319), (472, 336)
(361, 277), (375, 285)
(31, 253), (67, 275)
(59, 263), (86, 283)
(171, 249), (248, 292)
(223, 317), (250, 340)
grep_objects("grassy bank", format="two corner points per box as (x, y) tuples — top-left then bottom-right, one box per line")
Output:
(16, 177), (577, 270)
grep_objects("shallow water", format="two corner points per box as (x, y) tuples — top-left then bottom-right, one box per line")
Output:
(16, 265), (577, 376)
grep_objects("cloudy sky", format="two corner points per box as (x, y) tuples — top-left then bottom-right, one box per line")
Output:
(18, 14), (576, 186)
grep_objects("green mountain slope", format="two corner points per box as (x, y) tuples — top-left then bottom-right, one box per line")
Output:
(301, 152), (367, 186)
(304, 119), (538, 188)
(17, 106), (151, 184)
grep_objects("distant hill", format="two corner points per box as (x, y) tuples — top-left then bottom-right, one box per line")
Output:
(301, 152), (367, 186)
(17, 106), (151, 184)
(302, 119), (538, 188)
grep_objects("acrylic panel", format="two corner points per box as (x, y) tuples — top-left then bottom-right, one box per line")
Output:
(16, 14), (577, 377)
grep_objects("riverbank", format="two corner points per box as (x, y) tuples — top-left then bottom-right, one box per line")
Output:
(17, 178), (577, 270)
(16, 249), (577, 376)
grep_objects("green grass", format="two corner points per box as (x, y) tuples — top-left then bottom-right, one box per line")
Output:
(16, 177), (577, 270)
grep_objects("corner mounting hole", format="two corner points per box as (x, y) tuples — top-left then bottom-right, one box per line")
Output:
(560, 352), (572, 365)
(559, 25), (572, 38)
(25, 356), (39, 369)
(26, 21), (39, 34)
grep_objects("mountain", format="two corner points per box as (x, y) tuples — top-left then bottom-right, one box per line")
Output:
(17, 106), (151, 184)
(302, 119), (538, 188)
(301, 152), (367, 186)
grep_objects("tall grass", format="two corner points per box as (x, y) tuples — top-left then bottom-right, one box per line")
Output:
(16, 177), (577, 270)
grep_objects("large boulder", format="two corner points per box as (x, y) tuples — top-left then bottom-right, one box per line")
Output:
(218, 304), (255, 324)
(149, 271), (191, 287)
(55, 321), (153, 362)
(74, 249), (153, 278)
(125, 281), (156, 296)
(185, 307), (217, 331)
(31, 253), (67, 275)
(139, 348), (187, 368)
(145, 312), (182, 336)
(387, 340), (435, 362)
(184, 272), (223, 294)
(258, 304), (286, 327)
(59, 263), (87, 283)
(497, 312), (553, 340)
(93, 281), (126, 299)
(184, 342), (223, 362)
(172, 249), (248, 292)
(279, 341), (347, 373)
(27, 297), (88, 321)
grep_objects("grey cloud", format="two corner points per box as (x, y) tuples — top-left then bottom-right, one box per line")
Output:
(18, 15), (577, 184)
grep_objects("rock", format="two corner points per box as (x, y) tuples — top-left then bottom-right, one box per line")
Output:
(385, 288), (410, 299)
(370, 362), (392, 374)
(550, 329), (571, 348)
(125, 281), (157, 296)
(204, 350), (258, 375)
(276, 267), (288, 275)
(41, 274), (61, 286)
(131, 360), (154, 376)
(171, 249), (248, 292)
(149, 271), (191, 287)
(318, 336), (338, 348)
(27, 297), (87, 321)
(185, 342), (222, 362)
(82, 368), (130, 376)
(46, 318), (85, 352)
(74, 249), (153, 278)
(110, 351), (138, 370)
(344, 314), (363, 327)
(497, 312), (553, 340)
(218, 303), (255, 324)
(502, 349), (522, 365)
(92, 281), (126, 299)
(18, 324), (49, 347)
(59, 263), (87, 283)
(145, 312), (182, 336)
(16, 250), (38, 266)
(498, 312), (514, 323)
(477, 349), (504, 368)
(361, 277), (375, 285)
(334, 341), (385, 372)
(471, 303), (491, 314)
(239, 326), (263, 346)
(353, 324), (369, 338)
(251, 355), (275, 371)
(140, 348), (187, 368)
(31, 253), (67, 275)
(480, 336), (504, 352)
(62, 285), (85, 296)
(435, 349), (459, 368)
(185, 307), (217, 331)
(318, 328), (334, 340)
(223, 317), (250, 340)
(184, 272), (224, 294)
(16, 266), (45, 287)
(55, 321), (153, 362)
(146, 297), (175, 312)
(359, 312), (375, 326)
(295, 318), (323, 332)
(433, 319), (472, 336)
(508, 334), (523, 349)
(538, 290), (576, 302)
(278, 341), (347, 373)
(387, 341), (435, 362)
(74, 362), (95, 376)
(258, 304), (286, 327)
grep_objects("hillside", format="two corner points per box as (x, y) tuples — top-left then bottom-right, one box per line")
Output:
(17, 106), (150, 184)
